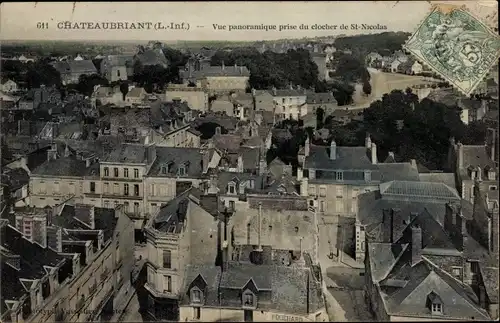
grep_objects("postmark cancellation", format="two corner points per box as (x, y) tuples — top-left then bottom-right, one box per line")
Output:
(404, 4), (500, 96)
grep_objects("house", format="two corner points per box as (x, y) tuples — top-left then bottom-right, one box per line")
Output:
(178, 246), (327, 322)
(360, 179), (497, 320)
(91, 85), (123, 107)
(270, 87), (308, 121)
(125, 87), (147, 106)
(365, 52), (383, 67)
(1, 78), (18, 93)
(180, 61), (250, 94)
(1, 167), (30, 207)
(206, 172), (264, 211)
(165, 84), (209, 112)
(99, 55), (134, 82)
(411, 60), (423, 75)
(143, 188), (221, 321)
(51, 60), (98, 85)
(447, 136), (498, 205)
(0, 201), (135, 323)
(252, 89), (275, 112)
(306, 92), (338, 117)
(144, 147), (207, 215)
(298, 134), (423, 217)
(457, 98), (490, 124)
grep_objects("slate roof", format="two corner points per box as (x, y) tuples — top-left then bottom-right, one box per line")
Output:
(381, 259), (490, 320)
(305, 144), (378, 171)
(31, 156), (96, 177)
(306, 92), (337, 104)
(377, 163), (421, 182)
(180, 65), (250, 79)
(418, 172), (456, 191)
(271, 89), (308, 97)
(2, 168), (29, 191)
(211, 134), (243, 153)
(135, 49), (169, 67)
(216, 172), (264, 195)
(179, 264), (222, 307)
(461, 145), (495, 170)
(147, 147), (203, 178)
(479, 266), (498, 303)
(368, 243), (408, 283)
(379, 181), (460, 201)
(102, 143), (150, 164)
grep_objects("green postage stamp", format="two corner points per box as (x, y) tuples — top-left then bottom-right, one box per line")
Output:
(404, 4), (500, 96)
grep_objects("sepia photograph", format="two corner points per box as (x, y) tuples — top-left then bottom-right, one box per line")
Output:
(0, 1), (498, 322)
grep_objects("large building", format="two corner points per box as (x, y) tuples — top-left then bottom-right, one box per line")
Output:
(0, 201), (135, 323)
(143, 188), (221, 321)
(358, 179), (498, 320)
(178, 245), (328, 322)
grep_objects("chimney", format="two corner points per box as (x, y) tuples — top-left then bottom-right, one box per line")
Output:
(237, 155), (244, 173)
(477, 166), (482, 181)
(64, 144), (70, 158)
(215, 126), (221, 135)
(297, 167), (303, 181)
(457, 142), (464, 169)
(382, 210), (394, 243)
(388, 151), (395, 159)
(222, 60), (225, 70)
(488, 128), (496, 161)
(272, 87), (277, 96)
(371, 143), (377, 164)
(330, 140), (337, 160)
(411, 224), (422, 266)
(300, 177), (309, 197)
(479, 285), (487, 308)
(251, 88), (256, 97)
(365, 133), (372, 149)
(257, 202), (263, 251)
(304, 136), (310, 157)
(89, 206), (95, 229)
(410, 159), (417, 169)
(234, 63), (237, 70)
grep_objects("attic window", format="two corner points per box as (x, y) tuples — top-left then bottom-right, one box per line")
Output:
(242, 290), (256, 308)
(228, 183), (236, 194)
(427, 292), (443, 315)
(178, 166), (186, 176)
(190, 287), (203, 304)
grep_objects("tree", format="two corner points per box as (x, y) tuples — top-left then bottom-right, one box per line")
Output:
(316, 107), (325, 129)
(119, 82), (129, 100)
(362, 81), (372, 95)
(25, 62), (62, 89)
(76, 74), (109, 97)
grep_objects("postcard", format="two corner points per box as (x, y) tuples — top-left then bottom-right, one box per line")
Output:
(0, 2), (498, 323)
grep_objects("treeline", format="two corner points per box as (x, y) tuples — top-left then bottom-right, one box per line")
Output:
(334, 31), (411, 58)
(210, 47), (319, 90)
(324, 89), (490, 170)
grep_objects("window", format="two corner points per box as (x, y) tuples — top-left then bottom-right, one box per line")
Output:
(308, 185), (316, 196)
(178, 166), (185, 176)
(124, 184), (129, 196)
(161, 166), (167, 174)
(147, 266), (155, 284)
(432, 303), (442, 314)
(133, 202), (139, 215)
(320, 200), (325, 212)
(294, 226), (299, 233)
(242, 290), (255, 308)
(104, 167), (109, 176)
(114, 201), (119, 208)
(319, 187), (326, 197)
(452, 267), (462, 279)
(163, 250), (172, 269)
(124, 168), (129, 178)
(364, 170), (371, 182)
(164, 275), (172, 292)
(124, 202), (129, 212)
(117, 69), (121, 77)
(114, 168), (119, 177)
(335, 199), (344, 213)
(228, 184), (236, 194)
(336, 186), (343, 197)
(90, 182), (96, 193)
(193, 307), (201, 320)
(134, 168), (139, 178)
(104, 183), (109, 194)
(104, 201), (110, 208)
(134, 184), (140, 196)
(269, 225), (273, 231)
(113, 183), (119, 195)
(53, 182), (60, 194)
(335, 171), (343, 181)
(282, 98), (285, 104)
(191, 289), (202, 303)
(229, 200), (235, 210)
(490, 185), (498, 191)
(150, 184), (156, 196)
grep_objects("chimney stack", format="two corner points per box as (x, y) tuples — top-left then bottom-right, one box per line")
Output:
(457, 142), (464, 169)
(257, 202), (263, 251)
(297, 167), (303, 181)
(237, 155), (244, 173)
(304, 136), (310, 157)
(371, 143), (377, 164)
(330, 140), (337, 160)
(411, 224), (422, 266)
(477, 166), (482, 181)
(410, 159), (417, 169)
(222, 60), (225, 70)
(365, 133), (372, 149)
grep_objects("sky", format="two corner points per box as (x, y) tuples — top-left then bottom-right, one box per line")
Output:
(0, 1), (497, 42)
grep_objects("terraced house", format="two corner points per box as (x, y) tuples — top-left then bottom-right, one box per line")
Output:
(0, 200), (134, 323)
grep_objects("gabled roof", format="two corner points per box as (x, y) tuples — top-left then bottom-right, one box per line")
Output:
(379, 181), (460, 201)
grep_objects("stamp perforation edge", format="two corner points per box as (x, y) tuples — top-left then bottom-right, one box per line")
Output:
(403, 3), (500, 97)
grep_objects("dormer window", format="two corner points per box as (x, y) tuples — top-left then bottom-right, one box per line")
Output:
(190, 287), (203, 304)
(426, 291), (443, 315)
(228, 183), (236, 194)
(178, 166), (186, 176)
(161, 166), (167, 174)
(242, 290), (256, 308)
